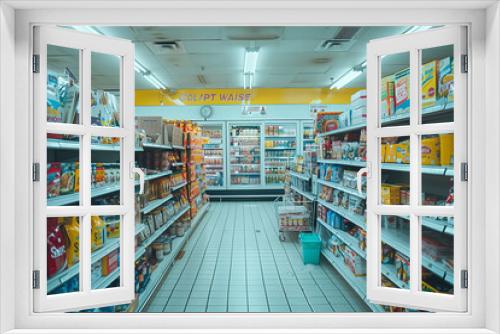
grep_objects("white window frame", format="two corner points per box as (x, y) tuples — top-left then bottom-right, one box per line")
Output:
(365, 26), (467, 312)
(33, 26), (136, 312)
(0, 1), (497, 333)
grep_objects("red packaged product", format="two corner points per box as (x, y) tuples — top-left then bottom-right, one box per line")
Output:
(47, 218), (67, 278)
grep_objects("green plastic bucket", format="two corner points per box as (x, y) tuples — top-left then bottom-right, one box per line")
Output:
(299, 232), (321, 265)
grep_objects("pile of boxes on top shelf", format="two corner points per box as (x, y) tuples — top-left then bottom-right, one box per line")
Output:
(185, 126), (208, 219)
(135, 116), (184, 148)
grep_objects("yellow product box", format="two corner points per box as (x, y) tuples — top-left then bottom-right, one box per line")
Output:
(381, 184), (402, 205)
(380, 75), (396, 118)
(421, 136), (441, 165)
(438, 57), (454, 102)
(380, 144), (387, 162)
(395, 142), (410, 164)
(439, 133), (454, 166)
(422, 60), (438, 109)
(384, 144), (398, 163)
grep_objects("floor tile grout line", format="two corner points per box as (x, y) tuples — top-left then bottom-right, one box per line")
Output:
(226, 202), (238, 310)
(247, 202), (270, 312)
(260, 201), (314, 312)
(254, 202), (292, 311)
(159, 201), (223, 311)
(205, 201), (234, 312)
(182, 202), (230, 312)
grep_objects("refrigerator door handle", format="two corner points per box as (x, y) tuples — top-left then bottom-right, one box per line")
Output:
(131, 163), (145, 195)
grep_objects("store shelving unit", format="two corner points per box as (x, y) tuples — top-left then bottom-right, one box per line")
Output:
(200, 123), (225, 190)
(136, 202), (209, 312)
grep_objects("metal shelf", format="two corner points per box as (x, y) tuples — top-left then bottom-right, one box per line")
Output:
(318, 218), (366, 258)
(136, 203), (209, 312)
(171, 181), (187, 192)
(318, 123), (366, 137)
(381, 163), (454, 176)
(135, 206), (191, 260)
(290, 185), (315, 201)
(141, 194), (173, 214)
(317, 198), (367, 230)
(317, 159), (367, 167)
(289, 171), (311, 181)
(317, 178), (367, 199)
(264, 147), (296, 150)
(47, 138), (144, 152)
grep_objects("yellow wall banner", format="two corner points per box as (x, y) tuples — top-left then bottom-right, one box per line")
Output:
(135, 87), (363, 106)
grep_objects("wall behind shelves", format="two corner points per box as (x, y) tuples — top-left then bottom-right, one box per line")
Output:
(136, 103), (349, 121)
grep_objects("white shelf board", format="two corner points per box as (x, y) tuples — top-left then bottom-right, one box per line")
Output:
(317, 178), (366, 199)
(289, 171), (311, 181)
(265, 147), (296, 150)
(92, 268), (120, 290)
(317, 198), (367, 230)
(317, 159), (367, 167)
(318, 123), (366, 137)
(144, 171), (172, 182)
(135, 205), (191, 260)
(381, 163), (454, 176)
(171, 181), (188, 192)
(290, 185), (315, 201)
(136, 203), (209, 312)
(321, 249), (384, 312)
(318, 218), (366, 258)
(141, 194), (173, 214)
(47, 138), (144, 152)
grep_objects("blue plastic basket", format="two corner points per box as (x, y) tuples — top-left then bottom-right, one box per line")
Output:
(299, 232), (321, 265)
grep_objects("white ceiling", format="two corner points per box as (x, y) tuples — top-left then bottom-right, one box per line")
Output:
(97, 26), (417, 89)
(52, 26), (418, 90)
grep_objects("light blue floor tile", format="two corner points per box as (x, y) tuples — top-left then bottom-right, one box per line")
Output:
(208, 297), (227, 306)
(269, 305), (291, 312)
(290, 305), (312, 312)
(147, 305), (164, 312)
(311, 304), (333, 312)
(228, 305), (248, 312)
(207, 305), (227, 312)
(332, 303), (355, 312)
(185, 305), (206, 312)
(249, 305), (269, 312)
(287, 297), (308, 305)
(167, 297), (188, 306)
(187, 298), (208, 306)
(164, 305), (185, 312)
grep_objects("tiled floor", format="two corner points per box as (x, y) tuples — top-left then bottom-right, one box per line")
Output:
(145, 201), (370, 313)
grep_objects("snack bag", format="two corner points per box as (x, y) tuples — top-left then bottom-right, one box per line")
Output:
(438, 57), (454, 102)
(63, 217), (80, 267)
(47, 162), (61, 198)
(74, 162), (80, 193)
(421, 136), (441, 165)
(59, 162), (75, 195)
(47, 217), (67, 277)
(439, 133), (454, 166)
(91, 216), (105, 251)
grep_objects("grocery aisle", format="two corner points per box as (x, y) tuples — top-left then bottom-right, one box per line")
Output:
(145, 201), (370, 312)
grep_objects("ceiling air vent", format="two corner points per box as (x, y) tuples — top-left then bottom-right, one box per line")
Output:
(316, 27), (362, 52)
(145, 40), (185, 55)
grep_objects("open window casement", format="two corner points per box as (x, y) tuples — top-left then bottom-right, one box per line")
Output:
(364, 26), (467, 312)
(33, 26), (138, 312)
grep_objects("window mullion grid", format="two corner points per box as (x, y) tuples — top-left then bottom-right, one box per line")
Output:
(80, 47), (92, 293)
(409, 48), (422, 294)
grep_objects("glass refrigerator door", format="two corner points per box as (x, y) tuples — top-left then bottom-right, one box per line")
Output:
(201, 124), (225, 189)
(302, 121), (315, 153)
(264, 123), (297, 186)
(229, 124), (261, 186)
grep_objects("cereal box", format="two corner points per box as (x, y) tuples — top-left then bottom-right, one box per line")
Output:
(439, 133), (454, 166)
(395, 142), (410, 164)
(381, 184), (402, 205)
(380, 75), (396, 118)
(395, 68), (410, 115)
(421, 136), (441, 165)
(438, 57), (454, 102)
(422, 60), (438, 109)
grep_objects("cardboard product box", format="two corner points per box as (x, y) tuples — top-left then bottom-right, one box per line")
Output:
(422, 60), (438, 109)
(316, 112), (342, 133)
(164, 124), (184, 147)
(350, 96), (367, 110)
(344, 247), (366, 276)
(421, 136), (441, 165)
(351, 89), (367, 102)
(136, 116), (164, 144)
(395, 68), (410, 115)
(101, 249), (119, 276)
(380, 75), (396, 118)
(384, 144), (398, 163)
(438, 57), (454, 102)
(381, 184), (402, 205)
(339, 111), (350, 128)
(380, 144), (387, 163)
(395, 142), (410, 164)
(350, 106), (367, 126)
(439, 133), (454, 166)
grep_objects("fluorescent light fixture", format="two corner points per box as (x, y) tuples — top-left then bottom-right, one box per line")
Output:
(71, 25), (103, 35)
(134, 61), (148, 75)
(244, 48), (259, 74)
(404, 25), (433, 34)
(329, 68), (363, 90)
(145, 75), (166, 90)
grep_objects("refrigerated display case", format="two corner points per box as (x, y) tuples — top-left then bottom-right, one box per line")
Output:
(264, 122), (297, 186)
(199, 122), (225, 189)
(228, 123), (262, 187)
(301, 121), (315, 154)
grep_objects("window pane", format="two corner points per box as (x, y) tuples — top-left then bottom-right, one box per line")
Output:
(91, 137), (121, 206)
(380, 52), (410, 127)
(91, 215), (121, 290)
(47, 134), (80, 206)
(380, 215), (410, 290)
(420, 45), (454, 124)
(47, 45), (80, 124)
(47, 216), (80, 295)
(421, 216), (454, 295)
(91, 52), (121, 127)
(380, 136), (410, 205)
(421, 133), (454, 206)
